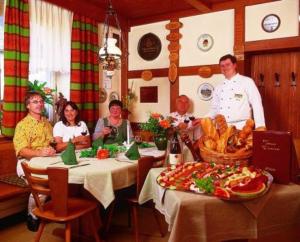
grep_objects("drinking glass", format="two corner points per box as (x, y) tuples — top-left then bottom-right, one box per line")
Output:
(49, 140), (57, 149)
(81, 129), (88, 136)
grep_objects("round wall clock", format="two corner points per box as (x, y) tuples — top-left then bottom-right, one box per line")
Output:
(261, 14), (281, 33)
(137, 33), (162, 61)
(197, 83), (214, 101)
(197, 34), (214, 52)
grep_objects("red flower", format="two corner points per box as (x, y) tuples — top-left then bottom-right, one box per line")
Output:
(151, 113), (161, 119)
(159, 119), (171, 129)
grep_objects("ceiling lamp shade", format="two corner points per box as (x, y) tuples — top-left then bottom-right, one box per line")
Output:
(99, 0), (126, 73)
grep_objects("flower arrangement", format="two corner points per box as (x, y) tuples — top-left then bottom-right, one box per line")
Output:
(122, 81), (136, 111)
(140, 113), (173, 137)
(28, 80), (56, 105)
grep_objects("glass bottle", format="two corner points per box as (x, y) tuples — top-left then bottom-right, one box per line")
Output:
(168, 132), (182, 168)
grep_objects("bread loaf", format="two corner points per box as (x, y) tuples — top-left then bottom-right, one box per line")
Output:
(200, 117), (219, 141)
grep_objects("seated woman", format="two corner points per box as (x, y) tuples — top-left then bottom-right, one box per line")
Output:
(53, 101), (91, 152)
(93, 100), (133, 144)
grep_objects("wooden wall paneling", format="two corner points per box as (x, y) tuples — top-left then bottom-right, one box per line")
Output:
(245, 36), (300, 53)
(127, 68), (169, 79)
(121, 24), (129, 101)
(233, 4), (245, 65)
(168, 18), (180, 112)
(290, 52), (300, 137)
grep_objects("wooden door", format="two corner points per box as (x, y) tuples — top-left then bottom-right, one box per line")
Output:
(250, 51), (300, 138)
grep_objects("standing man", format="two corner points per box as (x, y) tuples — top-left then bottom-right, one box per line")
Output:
(207, 54), (266, 130)
(13, 91), (56, 231)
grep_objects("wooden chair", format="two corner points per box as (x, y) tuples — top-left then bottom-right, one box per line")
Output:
(127, 155), (166, 242)
(21, 162), (102, 242)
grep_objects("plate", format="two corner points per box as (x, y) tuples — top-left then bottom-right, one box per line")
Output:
(99, 88), (107, 103)
(261, 14), (280, 33)
(137, 33), (162, 61)
(197, 34), (214, 52)
(109, 91), (119, 101)
(197, 83), (214, 101)
(156, 162), (273, 201)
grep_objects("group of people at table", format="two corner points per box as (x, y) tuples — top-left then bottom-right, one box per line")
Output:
(12, 54), (266, 232)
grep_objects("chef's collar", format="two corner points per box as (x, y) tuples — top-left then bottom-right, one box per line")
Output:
(224, 73), (239, 83)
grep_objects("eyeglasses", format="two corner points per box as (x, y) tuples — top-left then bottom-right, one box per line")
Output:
(30, 100), (44, 104)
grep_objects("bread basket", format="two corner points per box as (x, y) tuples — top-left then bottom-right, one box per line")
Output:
(198, 137), (252, 166)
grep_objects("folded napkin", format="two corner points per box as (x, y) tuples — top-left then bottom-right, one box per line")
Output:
(92, 137), (104, 150)
(125, 143), (141, 160)
(61, 141), (78, 165)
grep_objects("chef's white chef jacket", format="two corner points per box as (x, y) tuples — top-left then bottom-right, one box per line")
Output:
(207, 73), (265, 129)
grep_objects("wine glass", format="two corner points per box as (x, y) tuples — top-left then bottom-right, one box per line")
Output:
(49, 139), (57, 149)
(81, 129), (88, 136)
(184, 119), (190, 124)
(134, 135), (142, 145)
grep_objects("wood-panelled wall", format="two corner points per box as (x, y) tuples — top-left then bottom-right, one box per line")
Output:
(250, 52), (300, 138)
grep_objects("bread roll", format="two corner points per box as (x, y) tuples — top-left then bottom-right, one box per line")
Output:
(200, 118), (219, 141)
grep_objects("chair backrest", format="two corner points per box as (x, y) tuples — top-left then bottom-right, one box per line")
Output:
(136, 155), (165, 196)
(21, 162), (68, 216)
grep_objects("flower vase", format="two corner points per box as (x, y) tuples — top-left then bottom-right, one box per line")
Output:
(154, 135), (168, 150)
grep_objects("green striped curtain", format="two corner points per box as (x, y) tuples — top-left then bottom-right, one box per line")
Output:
(1, 0), (29, 137)
(70, 14), (99, 131)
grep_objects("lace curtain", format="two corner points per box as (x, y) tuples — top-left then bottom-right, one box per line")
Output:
(29, 0), (73, 121)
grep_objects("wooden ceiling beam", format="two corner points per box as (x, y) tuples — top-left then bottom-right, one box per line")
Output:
(183, 0), (211, 13)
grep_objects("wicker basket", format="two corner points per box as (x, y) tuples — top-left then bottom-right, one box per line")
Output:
(199, 138), (252, 166)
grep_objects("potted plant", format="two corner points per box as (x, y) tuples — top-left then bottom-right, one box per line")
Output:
(140, 113), (173, 150)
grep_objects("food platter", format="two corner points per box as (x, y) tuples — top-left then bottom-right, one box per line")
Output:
(157, 162), (273, 201)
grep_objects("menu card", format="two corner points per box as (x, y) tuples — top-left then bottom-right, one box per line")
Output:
(252, 131), (292, 184)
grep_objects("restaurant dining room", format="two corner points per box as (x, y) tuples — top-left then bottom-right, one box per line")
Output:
(1, 0), (300, 241)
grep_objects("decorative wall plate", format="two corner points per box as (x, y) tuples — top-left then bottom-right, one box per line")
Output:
(198, 66), (213, 78)
(197, 83), (214, 101)
(261, 14), (281, 33)
(168, 63), (177, 84)
(168, 42), (181, 52)
(141, 70), (153, 81)
(197, 34), (214, 52)
(109, 91), (120, 102)
(165, 21), (183, 30)
(169, 53), (179, 62)
(99, 88), (107, 103)
(166, 33), (182, 41)
(137, 33), (162, 61)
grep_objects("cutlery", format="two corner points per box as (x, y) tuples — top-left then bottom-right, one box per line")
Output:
(49, 161), (62, 165)
(69, 163), (90, 169)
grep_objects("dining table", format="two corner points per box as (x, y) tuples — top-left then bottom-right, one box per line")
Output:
(29, 147), (165, 209)
(139, 168), (300, 242)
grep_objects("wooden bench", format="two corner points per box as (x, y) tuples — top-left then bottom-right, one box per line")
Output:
(0, 137), (30, 219)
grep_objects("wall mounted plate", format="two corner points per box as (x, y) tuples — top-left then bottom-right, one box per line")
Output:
(99, 88), (108, 103)
(141, 70), (153, 81)
(197, 83), (214, 101)
(261, 14), (281, 33)
(197, 34), (214, 52)
(137, 33), (162, 61)
(109, 91), (120, 102)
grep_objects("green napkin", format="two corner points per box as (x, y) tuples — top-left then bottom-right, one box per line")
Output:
(92, 137), (103, 150)
(61, 141), (77, 165)
(125, 143), (141, 160)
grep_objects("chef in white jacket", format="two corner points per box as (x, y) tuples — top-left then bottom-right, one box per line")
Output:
(207, 54), (266, 130)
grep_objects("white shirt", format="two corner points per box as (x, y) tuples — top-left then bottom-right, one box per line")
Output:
(170, 112), (193, 128)
(207, 73), (265, 129)
(53, 121), (90, 142)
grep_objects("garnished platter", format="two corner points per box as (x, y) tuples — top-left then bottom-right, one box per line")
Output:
(156, 162), (273, 201)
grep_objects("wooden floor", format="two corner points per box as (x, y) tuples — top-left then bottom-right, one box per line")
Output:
(0, 204), (170, 242)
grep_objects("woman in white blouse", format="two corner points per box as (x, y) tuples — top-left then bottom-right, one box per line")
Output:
(53, 101), (91, 152)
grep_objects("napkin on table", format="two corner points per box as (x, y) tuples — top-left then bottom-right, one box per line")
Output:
(125, 143), (141, 160)
(61, 140), (78, 165)
(92, 137), (104, 150)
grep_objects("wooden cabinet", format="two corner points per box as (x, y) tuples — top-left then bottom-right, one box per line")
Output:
(250, 51), (300, 138)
